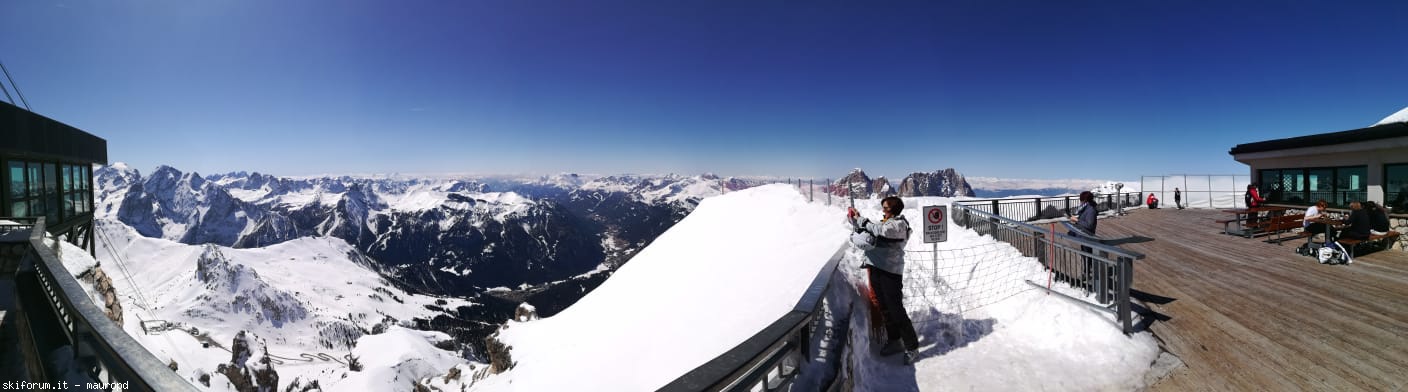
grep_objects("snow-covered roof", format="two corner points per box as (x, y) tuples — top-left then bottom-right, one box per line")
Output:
(1373, 106), (1408, 126)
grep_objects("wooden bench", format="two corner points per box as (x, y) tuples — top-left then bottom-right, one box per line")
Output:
(1337, 231), (1401, 257)
(1259, 214), (1306, 243)
(1216, 219), (1241, 236)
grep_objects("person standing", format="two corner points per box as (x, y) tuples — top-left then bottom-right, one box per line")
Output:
(1068, 191), (1102, 292)
(1245, 183), (1265, 228)
(1174, 188), (1182, 209)
(848, 196), (918, 364)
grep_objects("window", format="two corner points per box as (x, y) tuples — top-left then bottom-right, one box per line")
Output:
(1335, 166), (1367, 207)
(7, 160), (27, 217)
(1280, 170), (1305, 204)
(2, 160), (90, 222)
(60, 164), (91, 216)
(1387, 163), (1408, 213)
(1307, 168), (1334, 206)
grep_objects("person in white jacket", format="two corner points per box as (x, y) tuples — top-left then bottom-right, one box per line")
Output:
(848, 196), (917, 364)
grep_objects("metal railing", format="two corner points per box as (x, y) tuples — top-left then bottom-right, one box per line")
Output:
(662, 244), (846, 392)
(951, 202), (1145, 334)
(18, 217), (196, 391)
(956, 192), (1144, 222)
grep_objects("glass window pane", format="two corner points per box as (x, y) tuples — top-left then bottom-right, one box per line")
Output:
(1336, 166), (1367, 206)
(62, 165), (73, 192)
(1388, 164), (1408, 213)
(81, 166), (90, 190)
(27, 165), (40, 198)
(1280, 170), (1305, 204)
(45, 194), (57, 223)
(10, 201), (26, 218)
(8, 161), (24, 199)
(43, 163), (57, 196)
(1307, 168), (1334, 206)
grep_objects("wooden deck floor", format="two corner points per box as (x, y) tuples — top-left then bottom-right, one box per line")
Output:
(1095, 208), (1408, 391)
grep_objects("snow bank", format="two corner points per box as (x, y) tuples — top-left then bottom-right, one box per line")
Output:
(476, 184), (849, 391)
(1373, 106), (1408, 126)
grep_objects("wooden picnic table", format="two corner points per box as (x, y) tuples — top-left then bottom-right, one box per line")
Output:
(1219, 206), (1289, 238)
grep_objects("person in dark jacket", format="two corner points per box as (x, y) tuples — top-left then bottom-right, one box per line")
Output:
(848, 196), (918, 364)
(1174, 188), (1182, 209)
(1069, 191), (1105, 291)
(1340, 201), (1372, 241)
(1365, 201), (1391, 234)
(1245, 183), (1265, 227)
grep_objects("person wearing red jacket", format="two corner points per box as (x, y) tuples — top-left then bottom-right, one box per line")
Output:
(1245, 183), (1265, 227)
(1146, 193), (1159, 209)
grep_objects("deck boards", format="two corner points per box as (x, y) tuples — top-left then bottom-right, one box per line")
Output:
(1094, 208), (1408, 391)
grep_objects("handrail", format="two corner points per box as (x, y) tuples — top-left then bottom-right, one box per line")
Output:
(25, 217), (197, 391)
(952, 202), (1145, 261)
(661, 244), (847, 391)
(955, 193), (1145, 222)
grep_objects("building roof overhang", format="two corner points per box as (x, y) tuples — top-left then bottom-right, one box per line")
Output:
(0, 101), (107, 164)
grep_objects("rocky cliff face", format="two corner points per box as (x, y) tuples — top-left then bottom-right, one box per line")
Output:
(833, 169), (873, 198)
(832, 168), (973, 198)
(897, 169), (975, 197)
(872, 177), (895, 197)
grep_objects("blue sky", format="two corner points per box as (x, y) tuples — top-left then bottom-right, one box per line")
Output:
(2, 1), (1406, 181)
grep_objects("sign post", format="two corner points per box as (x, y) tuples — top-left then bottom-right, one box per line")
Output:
(923, 205), (948, 272)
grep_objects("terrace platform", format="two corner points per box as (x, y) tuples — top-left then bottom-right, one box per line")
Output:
(1096, 208), (1408, 391)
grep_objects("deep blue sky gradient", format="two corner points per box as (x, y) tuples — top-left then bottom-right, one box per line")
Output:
(2, 1), (1406, 180)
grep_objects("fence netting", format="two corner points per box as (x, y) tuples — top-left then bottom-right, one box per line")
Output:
(897, 243), (1043, 326)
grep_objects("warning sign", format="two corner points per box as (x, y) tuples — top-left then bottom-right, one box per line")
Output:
(923, 205), (947, 243)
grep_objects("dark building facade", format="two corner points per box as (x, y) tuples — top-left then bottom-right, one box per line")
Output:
(1, 101), (105, 254)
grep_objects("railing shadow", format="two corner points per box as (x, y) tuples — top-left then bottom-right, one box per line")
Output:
(1101, 236), (1155, 246)
(911, 311), (997, 360)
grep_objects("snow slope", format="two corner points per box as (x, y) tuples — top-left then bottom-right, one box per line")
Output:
(68, 219), (477, 391)
(468, 184), (848, 390)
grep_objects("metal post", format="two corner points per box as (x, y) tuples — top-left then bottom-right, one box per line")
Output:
(1034, 197), (1042, 220)
(809, 179), (813, 202)
(1034, 230), (1046, 268)
(827, 179), (831, 206)
(991, 199), (1000, 217)
(1119, 256), (1133, 334)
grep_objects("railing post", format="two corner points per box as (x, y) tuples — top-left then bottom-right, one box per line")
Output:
(1034, 197), (1042, 220)
(1065, 196), (1071, 215)
(1034, 230), (1047, 268)
(991, 199), (1000, 216)
(1119, 256), (1133, 335)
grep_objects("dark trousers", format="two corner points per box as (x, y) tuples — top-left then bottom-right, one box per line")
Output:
(1305, 223), (1326, 235)
(869, 267), (918, 350)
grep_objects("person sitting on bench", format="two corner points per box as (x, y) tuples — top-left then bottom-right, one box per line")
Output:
(1340, 201), (1372, 241)
(1146, 193), (1159, 209)
(1303, 199), (1329, 240)
(1365, 201), (1391, 236)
